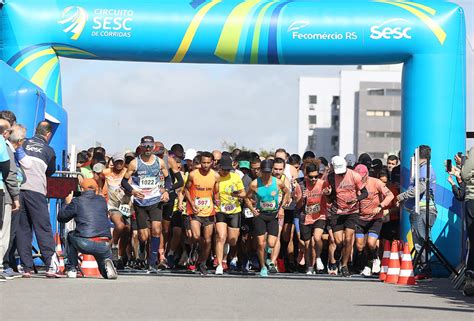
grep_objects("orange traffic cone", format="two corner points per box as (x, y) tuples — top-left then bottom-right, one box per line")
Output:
(379, 240), (391, 281)
(398, 242), (416, 285)
(81, 254), (101, 277)
(54, 234), (65, 272)
(398, 241), (404, 264)
(385, 240), (400, 284)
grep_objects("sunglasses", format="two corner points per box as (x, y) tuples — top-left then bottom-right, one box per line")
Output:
(141, 143), (154, 149)
(308, 175), (319, 180)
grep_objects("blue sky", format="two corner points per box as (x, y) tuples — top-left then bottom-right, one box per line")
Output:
(60, 0), (473, 155)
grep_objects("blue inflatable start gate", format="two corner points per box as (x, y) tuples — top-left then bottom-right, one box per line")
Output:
(0, 0), (467, 275)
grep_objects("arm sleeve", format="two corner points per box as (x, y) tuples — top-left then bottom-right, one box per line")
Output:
(121, 178), (133, 193)
(171, 171), (183, 191)
(164, 173), (173, 190)
(58, 201), (77, 223)
(46, 155), (56, 177)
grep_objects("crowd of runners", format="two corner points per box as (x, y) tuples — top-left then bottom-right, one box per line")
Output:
(74, 136), (403, 278)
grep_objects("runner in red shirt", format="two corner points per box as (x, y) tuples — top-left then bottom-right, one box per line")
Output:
(324, 156), (368, 277)
(354, 164), (394, 277)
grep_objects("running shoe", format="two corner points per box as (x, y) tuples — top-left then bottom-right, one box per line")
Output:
(2, 268), (22, 280)
(187, 264), (196, 272)
(306, 267), (315, 275)
(371, 258), (381, 274)
(222, 261), (229, 272)
(147, 265), (159, 274)
(360, 266), (372, 277)
(0, 275), (5, 282)
(316, 258), (325, 274)
(241, 259), (250, 273)
(198, 262), (208, 276)
(178, 251), (188, 267)
(414, 273), (431, 281)
(104, 258), (118, 279)
(340, 265), (351, 278)
(268, 262), (278, 274)
(157, 260), (169, 270)
(260, 266), (268, 277)
(46, 267), (67, 278)
(67, 269), (77, 279)
(166, 254), (176, 269)
(215, 264), (224, 275)
(229, 257), (238, 271)
(328, 263), (338, 276)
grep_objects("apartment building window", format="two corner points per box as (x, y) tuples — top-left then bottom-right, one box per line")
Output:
(367, 88), (401, 96)
(308, 115), (317, 125)
(332, 96), (340, 110)
(367, 88), (385, 96)
(308, 136), (316, 149)
(309, 95), (317, 104)
(386, 88), (401, 96)
(366, 110), (401, 117)
(332, 115), (339, 127)
(331, 136), (339, 148)
(366, 131), (401, 138)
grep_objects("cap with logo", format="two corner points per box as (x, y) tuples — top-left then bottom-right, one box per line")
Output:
(238, 160), (250, 170)
(140, 136), (155, 146)
(220, 156), (233, 171)
(261, 159), (274, 173)
(331, 156), (347, 174)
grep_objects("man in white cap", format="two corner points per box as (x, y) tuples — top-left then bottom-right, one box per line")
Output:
(324, 156), (368, 277)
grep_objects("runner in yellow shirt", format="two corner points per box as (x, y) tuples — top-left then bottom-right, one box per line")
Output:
(215, 155), (246, 275)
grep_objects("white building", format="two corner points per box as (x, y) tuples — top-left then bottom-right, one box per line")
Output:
(298, 66), (402, 159)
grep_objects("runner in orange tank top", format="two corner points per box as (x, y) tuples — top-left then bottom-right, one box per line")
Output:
(184, 151), (220, 275)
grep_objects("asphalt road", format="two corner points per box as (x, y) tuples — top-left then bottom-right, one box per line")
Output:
(1, 272), (473, 320)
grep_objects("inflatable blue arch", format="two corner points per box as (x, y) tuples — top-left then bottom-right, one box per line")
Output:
(0, 0), (467, 273)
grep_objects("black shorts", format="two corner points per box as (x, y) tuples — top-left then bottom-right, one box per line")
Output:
(283, 209), (295, 224)
(161, 200), (175, 221)
(300, 219), (326, 241)
(253, 212), (279, 237)
(356, 218), (383, 238)
(183, 214), (191, 231)
(329, 213), (359, 232)
(216, 212), (241, 229)
(379, 220), (400, 241)
(170, 211), (183, 228)
(241, 217), (254, 234)
(189, 215), (215, 227)
(134, 202), (163, 230)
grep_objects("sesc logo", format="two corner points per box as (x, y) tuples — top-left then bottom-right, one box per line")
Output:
(370, 18), (412, 40)
(58, 6), (88, 40)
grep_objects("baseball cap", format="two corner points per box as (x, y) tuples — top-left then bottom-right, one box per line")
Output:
(354, 164), (369, 179)
(80, 178), (98, 191)
(331, 156), (347, 174)
(140, 136), (154, 145)
(170, 144), (185, 159)
(261, 159), (273, 173)
(184, 148), (197, 161)
(112, 152), (124, 162)
(220, 156), (233, 171)
(154, 142), (165, 156)
(358, 153), (372, 168)
(238, 160), (250, 170)
(344, 154), (357, 167)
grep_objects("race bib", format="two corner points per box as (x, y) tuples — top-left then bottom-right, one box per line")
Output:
(119, 204), (131, 217)
(221, 203), (236, 213)
(260, 200), (276, 211)
(139, 176), (157, 189)
(195, 197), (212, 209)
(243, 208), (254, 218)
(305, 203), (320, 215)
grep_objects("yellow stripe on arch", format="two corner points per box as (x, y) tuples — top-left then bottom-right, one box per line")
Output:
(403, 2), (436, 16)
(31, 57), (59, 90)
(378, 1), (447, 45)
(171, 0), (222, 63)
(215, 0), (262, 63)
(53, 46), (96, 57)
(54, 71), (61, 103)
(250, 0), (279, 64)
(14, 48), (56, 72)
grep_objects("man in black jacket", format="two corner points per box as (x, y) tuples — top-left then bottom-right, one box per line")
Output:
(58, 178), (117, 279)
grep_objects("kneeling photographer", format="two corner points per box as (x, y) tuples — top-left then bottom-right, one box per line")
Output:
(58, 178), (117, 279)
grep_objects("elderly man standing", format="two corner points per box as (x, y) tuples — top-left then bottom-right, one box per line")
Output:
(15, 121), (59, 278)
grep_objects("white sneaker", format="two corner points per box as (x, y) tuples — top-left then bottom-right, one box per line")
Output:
(67, 270), (77, 278)
(361, 266), (372, 277)
(104, 258), (118, 279)
(215, 264), (224, 275)
(371, 258), (381, 274)
(316, 258), (325, 272)
(306, 267), (314, 275)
